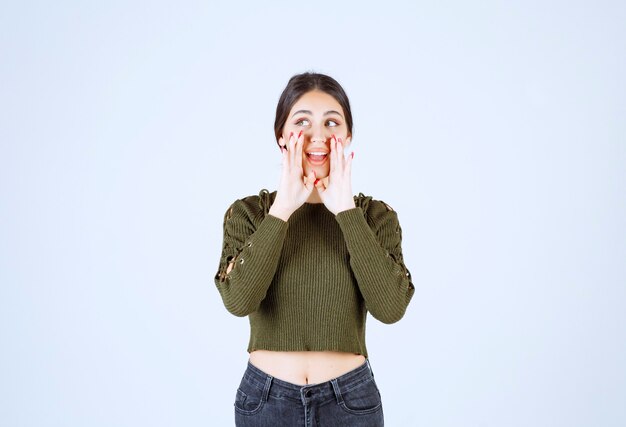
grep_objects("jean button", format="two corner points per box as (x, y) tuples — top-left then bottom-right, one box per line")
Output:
(305, 389), (311, 397)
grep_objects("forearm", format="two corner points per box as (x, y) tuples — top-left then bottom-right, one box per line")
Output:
(335, 208), (415, 324)
(216, 214), (288, 316)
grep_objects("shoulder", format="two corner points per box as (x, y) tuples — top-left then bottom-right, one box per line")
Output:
(353, 192), (400, 230)
(353, 192), (397, 216)
(224, 190), (396, 222)
(224, 189), (277, 222)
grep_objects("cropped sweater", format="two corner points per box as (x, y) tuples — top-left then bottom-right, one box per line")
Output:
(214, 189), (415, 358)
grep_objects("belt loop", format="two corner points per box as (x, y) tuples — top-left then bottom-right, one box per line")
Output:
(366, 358), (374, 377)
(262, 374), (273, 402)
(330, 378), (344, 405)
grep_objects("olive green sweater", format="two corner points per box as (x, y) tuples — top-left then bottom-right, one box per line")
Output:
(214, 189), (415, 358)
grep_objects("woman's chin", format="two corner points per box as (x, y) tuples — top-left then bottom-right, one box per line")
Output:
(304, 167), (329, 179)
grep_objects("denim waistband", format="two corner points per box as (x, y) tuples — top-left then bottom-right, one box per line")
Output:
(242, 358), (375, 404)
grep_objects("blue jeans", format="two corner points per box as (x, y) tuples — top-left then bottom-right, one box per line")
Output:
(234, 358), (384, 426)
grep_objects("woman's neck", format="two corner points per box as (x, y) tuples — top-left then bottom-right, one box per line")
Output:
(305, 187), (323, 204)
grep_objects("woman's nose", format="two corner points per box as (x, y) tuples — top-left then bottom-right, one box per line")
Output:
(310, 135), (327, 144)
(307, 129), (331, 144)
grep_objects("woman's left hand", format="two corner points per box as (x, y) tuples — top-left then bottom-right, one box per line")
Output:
(316, 135), (356, 215)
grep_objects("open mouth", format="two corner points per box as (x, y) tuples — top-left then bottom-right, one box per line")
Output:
(306, 151), (329, 164)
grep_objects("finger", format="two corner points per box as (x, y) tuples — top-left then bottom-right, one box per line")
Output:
(336, 138), (345, 174)
(329, 135), (338, 175)
(280, 146), (289, 177)
(288, 131), (297, 165)
(303, 168), (314, 185)
(295, 130), (304, 175)
(279, 140), (288, 174)
(304, 169), (316, 191)
(282, 132), (293, 176)
(315, 177), (325, 192)
(345, 150), (354, 178)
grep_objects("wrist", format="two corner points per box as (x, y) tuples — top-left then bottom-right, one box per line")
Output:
(268, 204), (293, 221)
(333, 200), (357, 216)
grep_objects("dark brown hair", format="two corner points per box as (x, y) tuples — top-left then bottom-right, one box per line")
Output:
(273, 72), (353, 148)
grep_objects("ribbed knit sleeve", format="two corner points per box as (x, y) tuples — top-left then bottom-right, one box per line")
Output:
(214, 197), (288, 317)
(334, 200), (415, 324)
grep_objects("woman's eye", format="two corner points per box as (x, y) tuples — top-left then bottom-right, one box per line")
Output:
(295, 118), (340, 127)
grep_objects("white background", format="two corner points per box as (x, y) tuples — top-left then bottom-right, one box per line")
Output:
(1, 0), (625, 426)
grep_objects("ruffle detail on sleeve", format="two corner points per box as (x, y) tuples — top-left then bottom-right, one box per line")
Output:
(258, 188), (272, 216)
(353, 192), (372, 214)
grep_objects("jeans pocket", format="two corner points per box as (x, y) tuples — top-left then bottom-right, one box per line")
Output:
(234, 383), (266, 416)
(338, 377), (383, 415)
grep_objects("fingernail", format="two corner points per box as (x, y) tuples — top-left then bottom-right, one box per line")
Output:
(314, 179), (320, 185)
(338, 137), (343, 143)
(351, 152), (354, 159)
(298, 130), (303, 138)
(289, 131), (293, 139)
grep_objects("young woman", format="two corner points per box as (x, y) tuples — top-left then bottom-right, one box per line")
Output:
(215, 72), (415, 426)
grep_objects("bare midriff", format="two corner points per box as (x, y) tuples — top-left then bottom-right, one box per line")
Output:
(249, 350), (366, 386)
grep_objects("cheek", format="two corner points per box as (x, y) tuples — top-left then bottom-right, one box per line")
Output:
(336, 128), (348, 138)
(282, 124), (297, 138)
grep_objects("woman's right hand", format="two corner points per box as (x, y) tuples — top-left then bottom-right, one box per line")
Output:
(268, 130), (315, 221)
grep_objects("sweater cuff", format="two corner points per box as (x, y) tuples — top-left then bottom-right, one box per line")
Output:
(250, 213), (289, 246)
(335, 207), (371, 238)
(265, 213), (288, 226)
(334, 207), (385, 255)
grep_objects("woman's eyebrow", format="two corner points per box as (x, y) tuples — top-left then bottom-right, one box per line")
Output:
(290, 109), (344, 118)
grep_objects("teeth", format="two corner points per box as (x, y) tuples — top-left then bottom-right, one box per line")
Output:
(308, 152), (328, 155)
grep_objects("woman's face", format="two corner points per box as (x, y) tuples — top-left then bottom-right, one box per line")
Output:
(281, 90), (351, 180)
